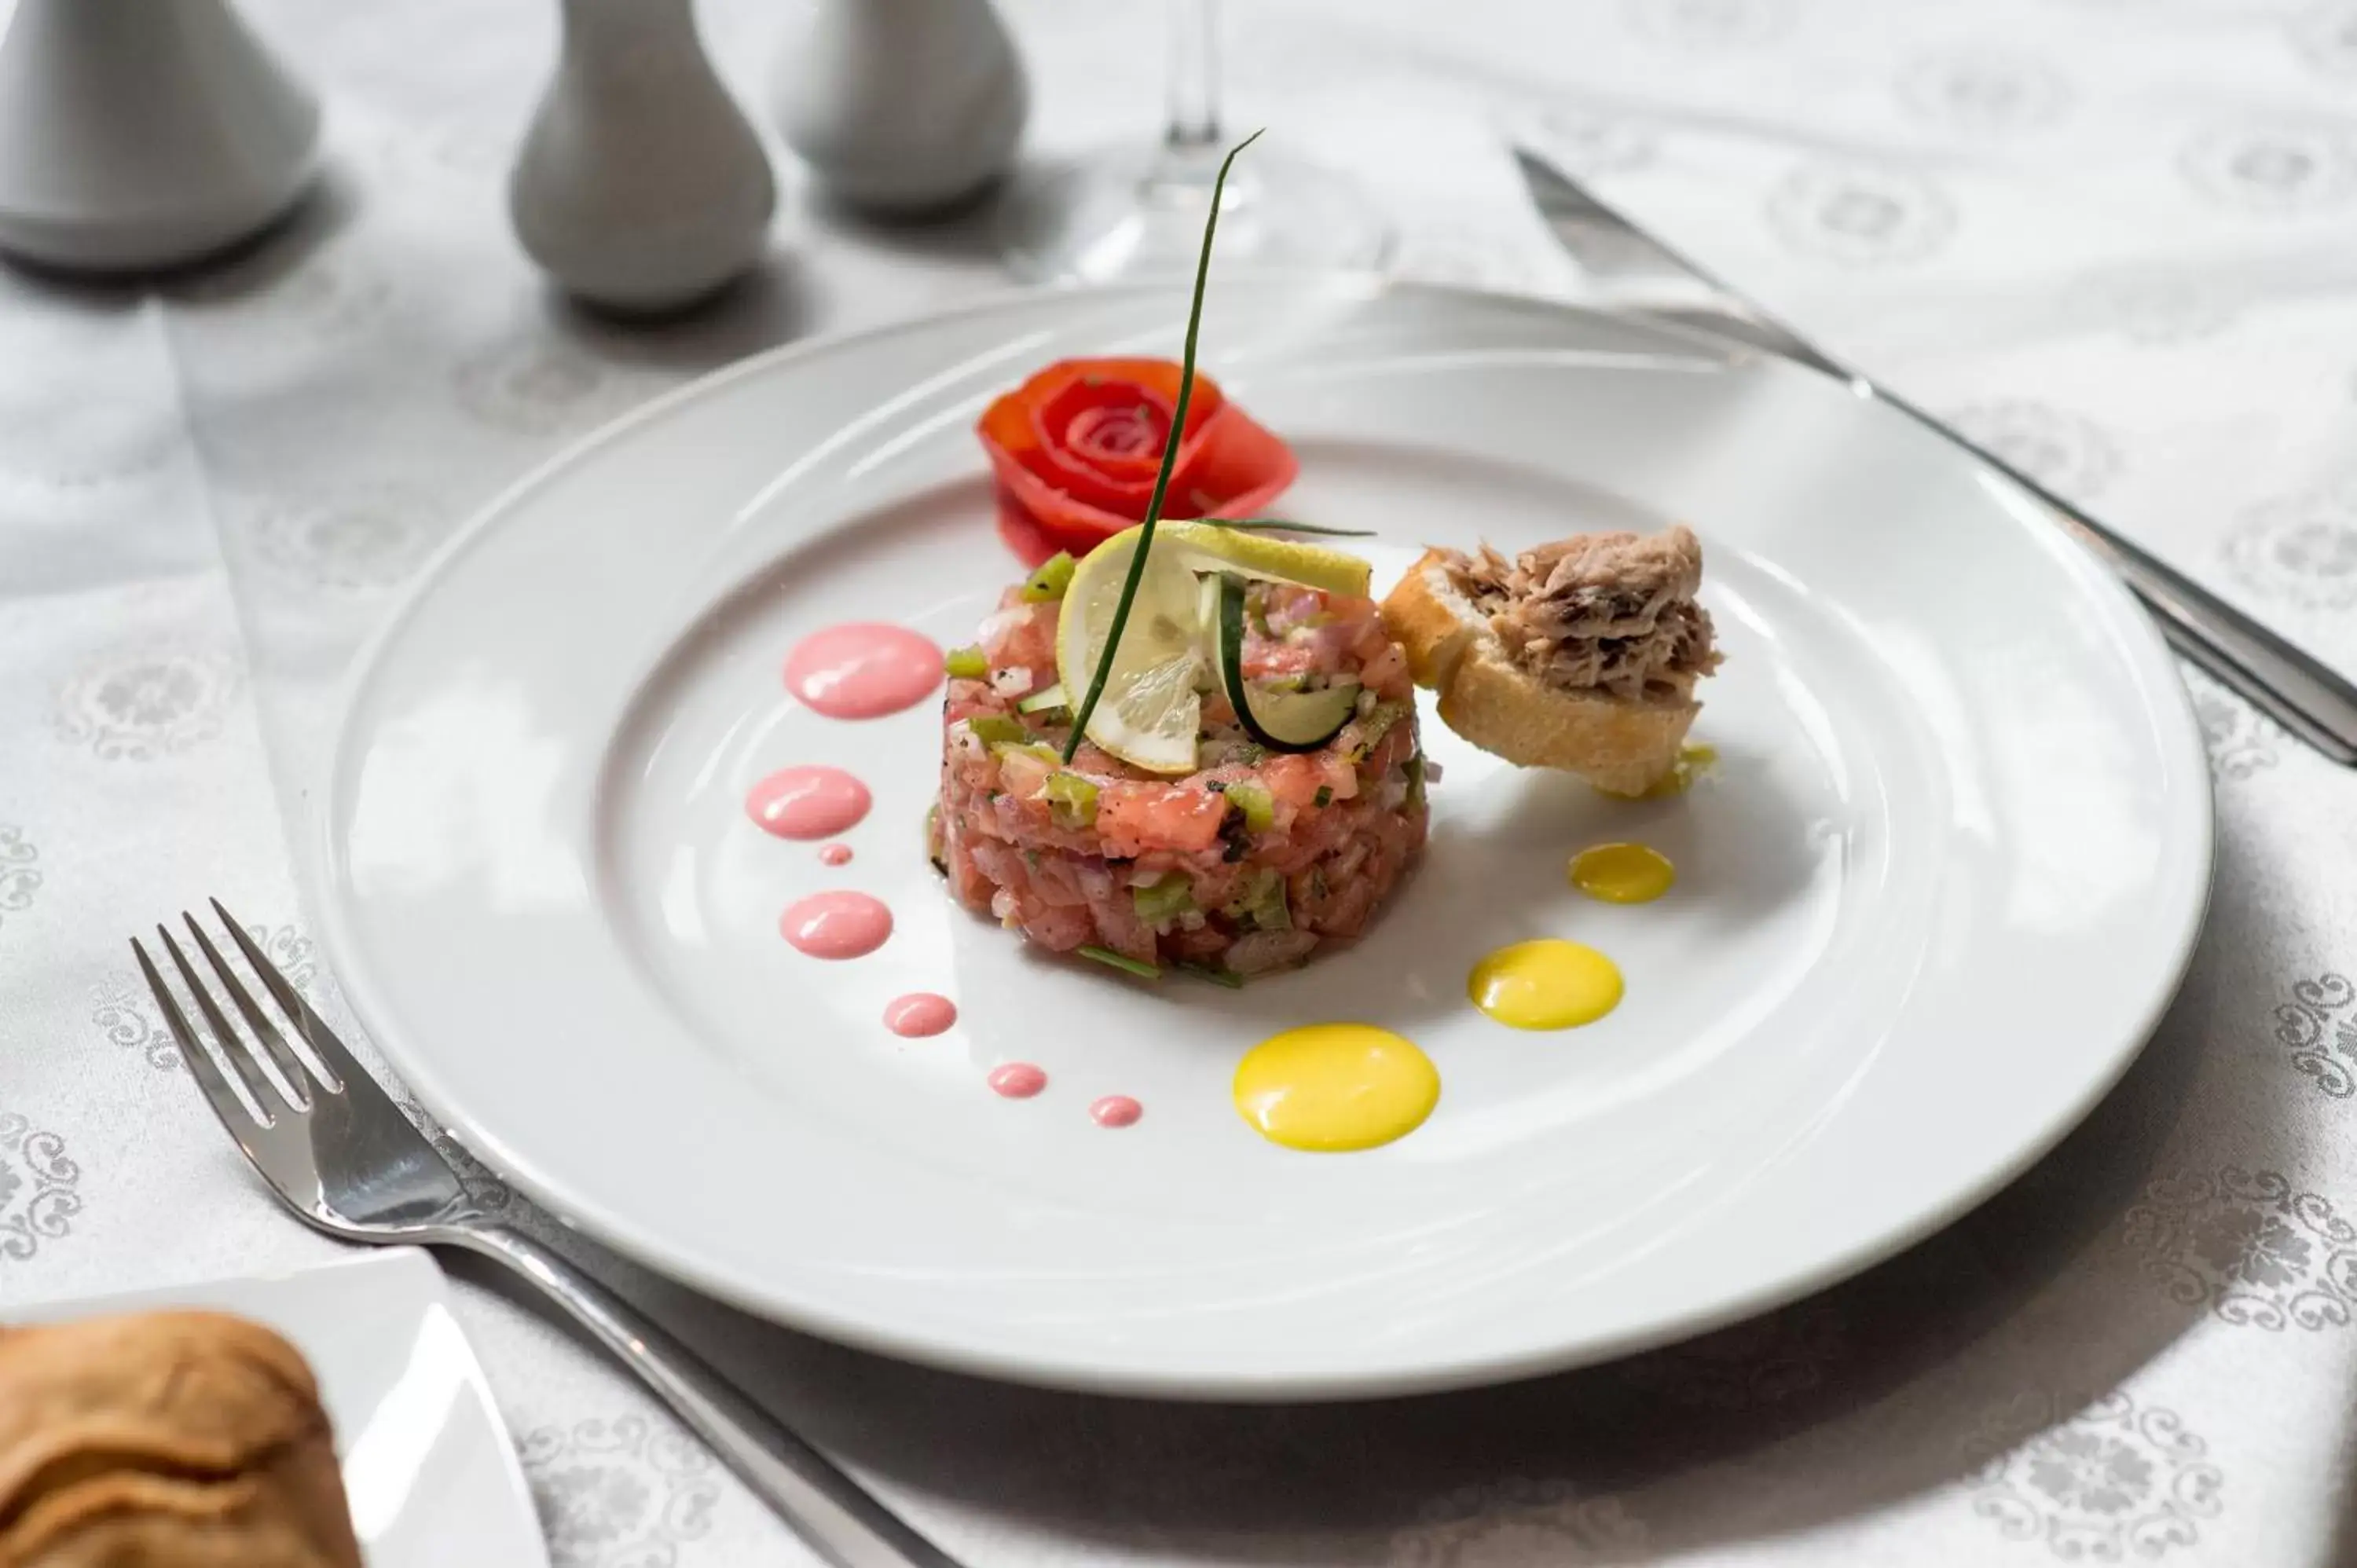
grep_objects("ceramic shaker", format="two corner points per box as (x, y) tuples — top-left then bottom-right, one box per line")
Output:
(0, 0), (321, 273)
(772, 0), (1027, 215)
(510, 0), (776, 314)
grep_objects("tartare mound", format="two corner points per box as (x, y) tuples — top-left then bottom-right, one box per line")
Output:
(934, 577), (1428, 978)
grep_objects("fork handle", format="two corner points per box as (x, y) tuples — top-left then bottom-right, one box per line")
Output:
(445, 1222), (966, 1568)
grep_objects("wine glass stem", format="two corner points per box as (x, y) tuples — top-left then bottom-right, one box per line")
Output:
(1164, 0), (1221, 154)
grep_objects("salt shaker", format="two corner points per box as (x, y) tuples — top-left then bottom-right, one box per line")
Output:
(0, 0), (320, 273)
(772, 0), (1027, 215)
(510, 0), (776, 315)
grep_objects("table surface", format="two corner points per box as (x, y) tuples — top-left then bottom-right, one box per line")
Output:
(7, 1), (2357, 1563)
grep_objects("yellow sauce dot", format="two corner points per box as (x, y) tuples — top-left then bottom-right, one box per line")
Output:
(1609, 742), (1718, 801)
(1468, 940), (1624, 1031)
(1233, 1024), (1439, 1152)
(1569, 841), (1676, 903)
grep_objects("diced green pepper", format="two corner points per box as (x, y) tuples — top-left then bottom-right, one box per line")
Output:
(1131, 871), (1197, 925)
(1043, 771), (1098, 828)
(1404, 752), (1427, 812)
(1019, 551), (1076, 603)
(944, 645), (988, 680)
(1222, 866), (1291, 932)
(967, 715), (1030, 746)
(1224, 780), (1274, 833)
(1017, 682), (1069, 717)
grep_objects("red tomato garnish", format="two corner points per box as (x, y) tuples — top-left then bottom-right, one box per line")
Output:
(977, 357), (1298, 557)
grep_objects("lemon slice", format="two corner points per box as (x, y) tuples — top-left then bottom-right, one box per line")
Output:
(1157, 521), (1373, 599)
(1058, 527), (1210, 774)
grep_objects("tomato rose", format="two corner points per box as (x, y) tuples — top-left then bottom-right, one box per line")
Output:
(977, 357), (1298, 559)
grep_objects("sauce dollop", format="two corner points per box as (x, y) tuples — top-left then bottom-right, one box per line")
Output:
(1569, 842), (1675, 903)
(1468, 940), (1623, 1030)
(779, 892), (893, 959)
(883, 992), (957, 1037)
(1232, 1024), (1438, 1152)
(745, 765), (872, 840)
(988, 1062), (1047, 1099)
(1089, 1094), (1143, 1128)
(784, 623), (943, 719)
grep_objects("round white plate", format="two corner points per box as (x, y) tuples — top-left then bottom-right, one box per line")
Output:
(323, 278), (2210, 1399)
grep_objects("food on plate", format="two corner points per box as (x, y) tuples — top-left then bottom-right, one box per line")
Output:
(1232, 1022), (1439, 1151)
(0, 1310), (363, 1568)
(1468, 938), (1625, 1031)
(933, 521), (1428, 980)
(1383, 525), (1722, 797)
(977, 356), (1298, 559)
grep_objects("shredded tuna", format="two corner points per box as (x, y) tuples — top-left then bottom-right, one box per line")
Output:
(1444, 525), (1721, 703)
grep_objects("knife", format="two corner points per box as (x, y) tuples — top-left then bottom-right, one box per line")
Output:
(1512, 144), (2357, 768)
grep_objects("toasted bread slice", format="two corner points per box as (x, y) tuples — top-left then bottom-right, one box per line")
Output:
(1383, 548), (1702, 796)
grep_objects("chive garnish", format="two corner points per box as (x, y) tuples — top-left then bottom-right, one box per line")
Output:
(1077, 944), (1161, 980)
(1197, 517), (1378, 538)
(1060, 129), (1264, 765)
(1177, 962), (1246, 989)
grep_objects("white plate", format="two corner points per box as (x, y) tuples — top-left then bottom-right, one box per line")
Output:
(12, 1249), (548, 1567)
(321, 278), (2210, 1399)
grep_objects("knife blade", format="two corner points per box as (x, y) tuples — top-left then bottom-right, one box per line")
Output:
(1512, 143), (2357, 768)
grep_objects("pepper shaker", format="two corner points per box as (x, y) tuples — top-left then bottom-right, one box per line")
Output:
(771, 0), (1027, 215)
(0, 0), (320, 273)
(510, 0), (776, 314)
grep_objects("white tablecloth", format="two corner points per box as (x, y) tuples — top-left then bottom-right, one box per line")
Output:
(8, 1), (2357, 1563)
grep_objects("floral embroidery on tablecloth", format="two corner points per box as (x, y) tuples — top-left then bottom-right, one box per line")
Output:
(1945, 399), (2121, 502)
(2289, 1), (2357, 81)
(2179, 119), (2357, 214)
(453, 332), (666, 439)
(519, 1414), (719, 1568)
(0, 826), (41, 930)
(1626, 0), (1794, 52)
(53, 644), (244, 761)
(244, 482), (440, 594)
(1896, 49), (2073, 134)
(1963, 1390), (2223, 1559)
(2225, 477), (2357, 610)
(2124, 1167), (2357, 1328)
(2272, 973), (2357, 1098)
(1766, 162), (1959, 268)
(92, 923), (318, 1070)
(1619, 1301), (1848, 1409)
(1390, 1478), (1649, 1566)
(0, 1113), (82, 1263)
(2181, 668), (2280, 781)
(2062, 264), (2242, 346)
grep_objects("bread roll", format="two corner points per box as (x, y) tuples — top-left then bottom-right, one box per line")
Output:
(0, 1310), (362, 1568)
(1381, 529), (1720, 797)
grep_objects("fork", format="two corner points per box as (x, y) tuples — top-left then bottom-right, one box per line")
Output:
(135, 899), (966, 1568)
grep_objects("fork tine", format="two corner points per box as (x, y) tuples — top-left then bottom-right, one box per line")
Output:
(211, 899), (354, 1096)
(183, 914), (313, 1110)
(156, 925), (287, 1122)
(135, 937), (274, 1134)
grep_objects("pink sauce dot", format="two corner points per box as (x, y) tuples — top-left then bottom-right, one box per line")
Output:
(818, 843), (853, 866)
(987, 1062), (1047, 1099)
(779, 892), (893, 959)
(785, 623), (943, 720)
(1089, 1094), (1143, 1129)
(745, 766), (872, 840)
(883, 992), (957, 1038)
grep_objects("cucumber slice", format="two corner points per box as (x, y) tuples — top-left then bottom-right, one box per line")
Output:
(1214, 573), (1359, 753)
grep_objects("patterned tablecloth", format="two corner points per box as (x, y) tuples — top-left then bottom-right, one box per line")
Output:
(8, 0), (2357, 1562)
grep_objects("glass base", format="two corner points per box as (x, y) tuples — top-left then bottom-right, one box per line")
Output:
(1000, 144), (1395, 284)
